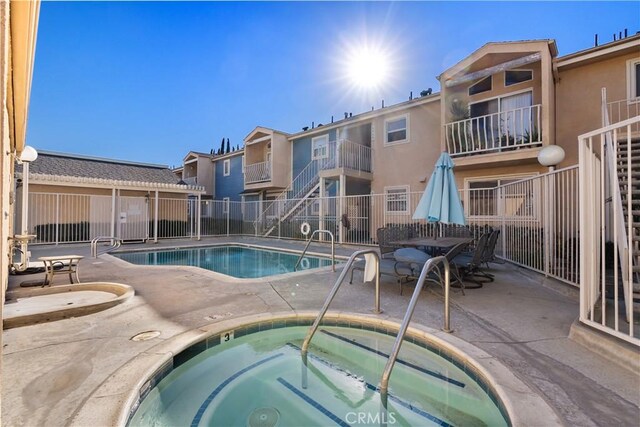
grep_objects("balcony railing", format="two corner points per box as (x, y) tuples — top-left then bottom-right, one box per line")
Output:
(244, 160), (272, 184)
(319, 139), (372, 173)
(445, 104), (542, 157)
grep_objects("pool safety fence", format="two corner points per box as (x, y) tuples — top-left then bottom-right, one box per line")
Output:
(22, 170), (578, 291)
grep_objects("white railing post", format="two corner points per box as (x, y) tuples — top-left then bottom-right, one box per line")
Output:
(153, 190), (159, 243)
(55, 193), (60, 245)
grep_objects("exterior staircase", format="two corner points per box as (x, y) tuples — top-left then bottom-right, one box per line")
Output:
(255, 157), (333, 236)
(616, 137), (640, 307)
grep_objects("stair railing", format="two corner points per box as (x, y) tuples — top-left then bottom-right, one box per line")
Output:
(300, 249), (381, 388)
(254, 158), (321, 232)
(294, 229), (335, 272)
(601, 88), (632, 322)
(91, 236), (121, 258)
(378, 256), (452, 426)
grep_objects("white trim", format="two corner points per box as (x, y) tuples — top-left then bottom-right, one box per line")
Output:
(223, 159), (231, 176)
(555, 37), (640, 68)
(468, 75), (492, 96)
(26, 172), (205, 194)
(241, 155), (245, 174)
(626, 57), (640, 103)
(504, 68), (534, 88)
(384, 185), (410, 214)
(383, 114), (410, 146)
(311, 134), (329, 160)
(222, 197), (230, 214)
(468, 87), (534, 107)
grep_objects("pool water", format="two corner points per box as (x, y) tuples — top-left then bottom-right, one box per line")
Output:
(129, 326), (508, 427)
(114, 245), (334, 278)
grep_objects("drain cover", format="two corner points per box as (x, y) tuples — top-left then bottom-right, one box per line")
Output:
(130, 330), (161, 341)
(247, 407), (280, 427)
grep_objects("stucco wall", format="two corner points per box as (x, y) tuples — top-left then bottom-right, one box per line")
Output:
(214, 154), (244, 201)
(196, 156), (214, 196)
(291, 128), (337, 178)
(555, 51), (639, 167)
(370, 100), (441, 194)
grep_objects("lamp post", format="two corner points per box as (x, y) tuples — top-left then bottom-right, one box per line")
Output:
(18, 145), (38, 236)
(537, 145), (565, 276)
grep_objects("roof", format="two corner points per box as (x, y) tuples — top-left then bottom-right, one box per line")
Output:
(555, 33), (640, 68)
(19, 151), (185, 185)
(183, 151), (212, 162)
(286, 92), (441, 140)
(438, 39), (557, 82)
(210, 149), (244, 162)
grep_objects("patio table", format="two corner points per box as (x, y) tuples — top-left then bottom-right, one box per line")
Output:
(389, 237), (473, 255)
(38, 255), (84, 286)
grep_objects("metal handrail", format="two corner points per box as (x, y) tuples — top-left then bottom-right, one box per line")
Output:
(379, 256), (451, 423)
(301, 249), (381, 388)
(294, 230), (335, 272)
(91, 236), (121, 258)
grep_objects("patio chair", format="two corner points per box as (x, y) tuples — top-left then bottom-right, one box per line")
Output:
(348, 227), (413, 292)
(393, 241), (470, 295)
(452, 232), (494, 288)
(482, 229), (502, 268)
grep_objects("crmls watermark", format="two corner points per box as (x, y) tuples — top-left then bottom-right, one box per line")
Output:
(345, 411), (397, 425)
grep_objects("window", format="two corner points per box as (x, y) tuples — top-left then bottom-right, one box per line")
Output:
(312, 135), (328, 159)
(468, 76), (492, 96)
(469, 91), (535, 146)
(384, 186), (409, 214)
(627, 58), (640, 101)
(505, 69), (533, 87)
(465, 175), (537, 218)
(384, 115), (408, 145)
(223, 159), (230, 176)
(222, 197), (230, 214)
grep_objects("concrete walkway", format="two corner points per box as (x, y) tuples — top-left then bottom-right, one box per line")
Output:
(3, 237), (639, 426)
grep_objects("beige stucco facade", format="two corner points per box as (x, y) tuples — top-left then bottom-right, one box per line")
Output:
(369, 97), (442, 195)
(181, 152), (214, 196)
(244, 127), (291, 192)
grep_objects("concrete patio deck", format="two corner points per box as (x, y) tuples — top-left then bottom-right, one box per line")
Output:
(3, 236), (639, 426)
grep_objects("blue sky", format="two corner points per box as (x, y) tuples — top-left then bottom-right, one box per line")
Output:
(27, 1), (639, 166)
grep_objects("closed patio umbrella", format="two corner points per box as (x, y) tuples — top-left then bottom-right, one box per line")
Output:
(413, 152), (465, 225)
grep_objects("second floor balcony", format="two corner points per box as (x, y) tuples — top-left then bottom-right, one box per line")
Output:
(445, 104), (542, 157)
(317, 139), (372, 174)
(245, 160), (271, 184)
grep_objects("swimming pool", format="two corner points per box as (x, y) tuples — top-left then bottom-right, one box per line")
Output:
(128, 319), (509, 427)
(113, 245), (335, 278)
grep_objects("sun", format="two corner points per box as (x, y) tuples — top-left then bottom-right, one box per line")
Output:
(346, 46), (390, 90)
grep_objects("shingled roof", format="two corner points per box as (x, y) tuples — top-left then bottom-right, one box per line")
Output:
(20, 151), (180, 184)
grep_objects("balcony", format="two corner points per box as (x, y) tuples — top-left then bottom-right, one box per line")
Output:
(245, 160), (272, 184)
(445, 104), (542, 157)
(318, 139), (372, 175)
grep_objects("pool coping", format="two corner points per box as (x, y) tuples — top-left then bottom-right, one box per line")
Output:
(103, 242), (349, 284)
(70, 311), (563, 427)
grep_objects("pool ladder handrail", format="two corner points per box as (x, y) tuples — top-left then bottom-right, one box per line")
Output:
(91, 236), (121, 258)
(379, 255), (452, 425)
(301, 249), (382, 389)
(294, 229), (335, 272)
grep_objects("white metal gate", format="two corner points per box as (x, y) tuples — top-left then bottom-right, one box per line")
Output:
(118, 196), (149, 241)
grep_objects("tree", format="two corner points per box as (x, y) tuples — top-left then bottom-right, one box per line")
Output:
(225, 138), (230, 153)
(219, 138), (225, 155)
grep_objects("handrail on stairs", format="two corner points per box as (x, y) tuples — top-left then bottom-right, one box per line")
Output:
(379, 256), (452, 425)
(91, 236), (121, 258)
(300, 248), (382, 388)
(295, 229), (335, 272)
